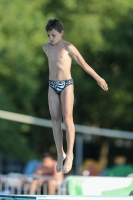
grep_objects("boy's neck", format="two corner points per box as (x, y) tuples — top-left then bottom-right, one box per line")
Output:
(51, 38), (63, 46)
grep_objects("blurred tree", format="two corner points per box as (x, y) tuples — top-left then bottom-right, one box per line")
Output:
(0, 0), (133, 163)
(0, 0), (48, 161)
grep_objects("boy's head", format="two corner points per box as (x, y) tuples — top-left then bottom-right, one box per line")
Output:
(45, 18), (64, 33)
(45, 19), (64, 45)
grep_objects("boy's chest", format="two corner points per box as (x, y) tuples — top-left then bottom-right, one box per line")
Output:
(47, 46), (69, 61)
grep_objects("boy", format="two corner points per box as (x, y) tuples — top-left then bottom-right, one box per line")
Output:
(43, 19), (108, 174)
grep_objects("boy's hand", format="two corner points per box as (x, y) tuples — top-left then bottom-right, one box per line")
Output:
(97, 78), (108, 91)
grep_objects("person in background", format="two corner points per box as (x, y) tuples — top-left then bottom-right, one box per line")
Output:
(104, 155), (133, 177)
(80, 159), (102, 176)
(29, 153), (63, 195)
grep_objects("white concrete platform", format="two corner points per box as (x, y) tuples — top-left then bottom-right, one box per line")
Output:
(0, 195), (132, 200)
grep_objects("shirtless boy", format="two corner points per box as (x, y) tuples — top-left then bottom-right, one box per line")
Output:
(29, 153), (63, 195)
(43, 19), (108, 174)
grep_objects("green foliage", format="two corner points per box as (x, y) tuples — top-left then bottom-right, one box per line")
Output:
(0, 0), (133, 162)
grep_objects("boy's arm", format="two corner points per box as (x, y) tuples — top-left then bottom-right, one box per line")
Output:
(42, 44), (48, 55)
(67, 44), (108, 91)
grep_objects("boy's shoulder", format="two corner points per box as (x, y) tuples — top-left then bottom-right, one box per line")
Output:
(63, 40), (74, 49)
(42, 43), (50, 52)
(64, 40), (72, 45)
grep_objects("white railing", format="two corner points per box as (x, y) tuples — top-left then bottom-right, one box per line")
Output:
(0, 174), (62, 195)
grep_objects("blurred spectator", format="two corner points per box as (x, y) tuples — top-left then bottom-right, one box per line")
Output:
(104, 156), (133, 177)
(80, 159), (101, 176)
(29, 153), (64, 195)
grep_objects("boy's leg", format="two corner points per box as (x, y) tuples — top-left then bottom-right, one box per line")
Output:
(60, 85), (75, 173)
(48, 87), (66, 172)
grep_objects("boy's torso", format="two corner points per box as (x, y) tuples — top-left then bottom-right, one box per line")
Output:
(44, 40), (72, 81)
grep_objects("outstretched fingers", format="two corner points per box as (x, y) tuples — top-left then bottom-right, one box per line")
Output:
(97, 78), (108, 91)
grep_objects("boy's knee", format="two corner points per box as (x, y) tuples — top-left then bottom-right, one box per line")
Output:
(51, 116), (61, 123)
(63, 115), (73, 125)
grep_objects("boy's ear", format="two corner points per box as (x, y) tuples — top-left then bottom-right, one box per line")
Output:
(61, 30), (64, 35)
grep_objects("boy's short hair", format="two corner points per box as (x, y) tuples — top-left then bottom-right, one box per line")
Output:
(45, 18), (64, 33)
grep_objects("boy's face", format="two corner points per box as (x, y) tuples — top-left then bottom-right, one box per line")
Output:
(47, 29), (63, 45)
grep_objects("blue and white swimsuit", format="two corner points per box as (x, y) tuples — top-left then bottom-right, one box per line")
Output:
(49, 79), (74, 95)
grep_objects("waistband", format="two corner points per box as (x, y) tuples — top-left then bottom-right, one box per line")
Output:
(49, 78), (73, 83)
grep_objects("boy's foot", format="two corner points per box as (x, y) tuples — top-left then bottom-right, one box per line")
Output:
(62, 154), (73, 174)
(56, 153), (66, 172)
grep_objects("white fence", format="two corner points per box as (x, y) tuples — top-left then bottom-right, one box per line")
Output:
(0, 174), (62, 195)
(0, 175), (133, 196)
